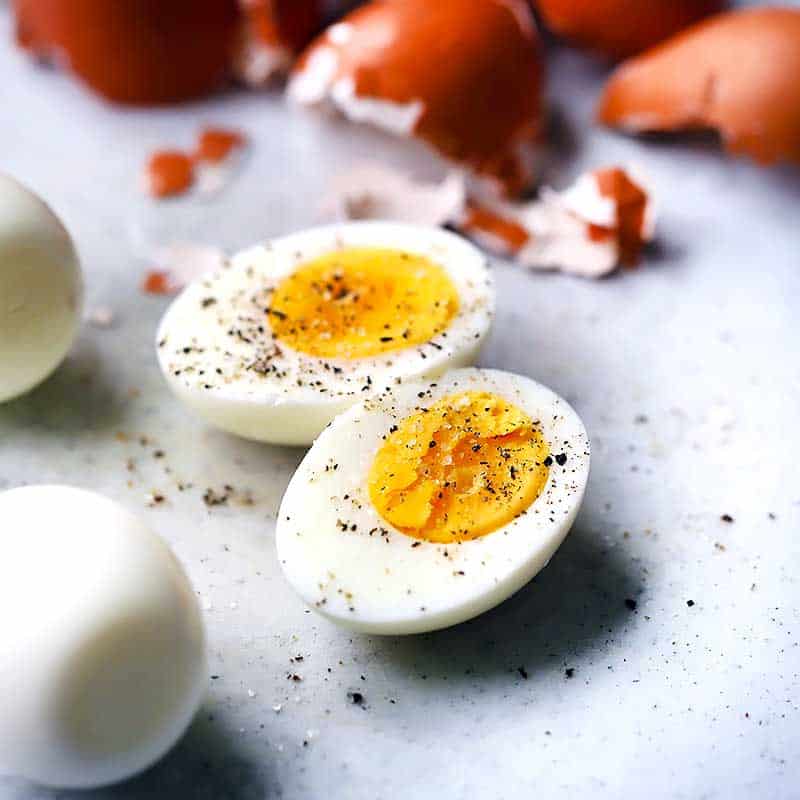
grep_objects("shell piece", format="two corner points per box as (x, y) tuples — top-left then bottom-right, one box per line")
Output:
(325, 163), (654, 278)
(289, 0), (545, 196)
(460, 166), (654, 278)
(14, 0), (240, 104)
(598, 7), (800, 166)
(535, 0), (725, 60)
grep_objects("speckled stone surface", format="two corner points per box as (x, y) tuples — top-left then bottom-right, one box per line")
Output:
(1, 5), (799, 799)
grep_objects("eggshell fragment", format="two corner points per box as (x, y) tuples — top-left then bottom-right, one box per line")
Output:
(598, 7), (800, 166)
(325, 163), (654, 278)
(144, 152), (195, 199)
(289, 0), (545, 196)
(323, 164), (466, 227)
(535, 0), (725, 60)
(142, 127), (249, 201)
(14, 0), (240, 104)
(464, 167), (654, 277)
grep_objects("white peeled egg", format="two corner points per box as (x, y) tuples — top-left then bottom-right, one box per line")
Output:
(0, 175), (83, 403)
(156, 222), (494, 445)
(0, 486), (207, 789)
(276, 368), (590, 635)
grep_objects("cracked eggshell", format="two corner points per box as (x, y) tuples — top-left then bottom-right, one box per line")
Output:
(598, 7), (800, 166)
(289, 0), (545, 196)
(0, 174), (82, 403)
(234, 0), (323, 86)
(322, 164), (467, 227)
(535, 0), (726, 60)
(14, 0), (241, 104)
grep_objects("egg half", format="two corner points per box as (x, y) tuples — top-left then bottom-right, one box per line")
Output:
(156, 223), (494, 445)
(276, 368), (590, 634)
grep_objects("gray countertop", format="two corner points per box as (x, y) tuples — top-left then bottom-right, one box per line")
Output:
(1, 4), (799, 799)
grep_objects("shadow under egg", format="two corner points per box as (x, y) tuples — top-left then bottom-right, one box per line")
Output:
(348, 512), (644, 695)
(0, 332), (127, 434)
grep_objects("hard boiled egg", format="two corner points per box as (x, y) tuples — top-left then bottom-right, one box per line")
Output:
(0, 174), (82, 403)
(276, 368), (590, 634)
(0, 486), (206, 789)
(15, 0), (325, 103)
(156, 222), (494, 446)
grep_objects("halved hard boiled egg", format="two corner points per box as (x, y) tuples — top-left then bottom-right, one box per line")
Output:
(156, 223), (494, 445)
(276, 368), (590, 634)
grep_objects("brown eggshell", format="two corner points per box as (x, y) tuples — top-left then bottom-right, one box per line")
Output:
(290, 0), (545, 196)
(598, 7), (800, 166)
(14, 0), (241, 104)
(235, 0), (323, 85)
(534, 0), (725, 59)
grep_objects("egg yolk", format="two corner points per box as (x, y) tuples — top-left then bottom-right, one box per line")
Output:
(368, 391), (550, 543)
(268, 248), (459, 359)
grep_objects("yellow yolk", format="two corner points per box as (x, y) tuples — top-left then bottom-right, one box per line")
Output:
(268, 247), (459, 360)
(368, 391), (550, 543)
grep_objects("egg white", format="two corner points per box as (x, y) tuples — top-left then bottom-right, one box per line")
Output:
(276, 368), (590, 635)
(156, 222), (494, 445)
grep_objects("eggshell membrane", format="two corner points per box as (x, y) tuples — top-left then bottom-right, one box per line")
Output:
(276, 368), (590, 635)
(14, 0), (240, 104)
(598, 7), (800, 166)
(535, 0), (725, 60)
(291, 0), (545, 196)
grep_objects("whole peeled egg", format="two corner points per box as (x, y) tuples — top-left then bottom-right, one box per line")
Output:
(0, 486), (207, 788)
(0, 175), (82, 403)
